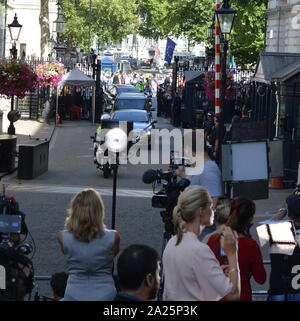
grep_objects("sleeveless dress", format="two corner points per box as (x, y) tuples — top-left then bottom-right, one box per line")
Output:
(62, 229), (116, 301)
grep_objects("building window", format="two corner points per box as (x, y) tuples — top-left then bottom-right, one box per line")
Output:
(20, 43), (26, 58)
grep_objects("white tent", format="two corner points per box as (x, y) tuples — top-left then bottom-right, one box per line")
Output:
(56, 68), (96, 124)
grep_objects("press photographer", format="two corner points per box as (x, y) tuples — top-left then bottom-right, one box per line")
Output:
(0, 187), (34, 301)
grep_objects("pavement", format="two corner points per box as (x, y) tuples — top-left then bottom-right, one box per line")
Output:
(0, 98), (55, 144)
(0, 97), (56, 180)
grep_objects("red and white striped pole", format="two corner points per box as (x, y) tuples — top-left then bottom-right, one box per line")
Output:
(215, 0), (221, 118)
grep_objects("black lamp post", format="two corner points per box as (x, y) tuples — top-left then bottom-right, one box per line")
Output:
(8, 13), (22, 60)
(53, 2), (66, 60)
(48, 35), (56, 60)
(207, 16), (215, 40)
(7, 14), (22, 135)
(206, 16), (215, 69)
(215, 0), (236, 125)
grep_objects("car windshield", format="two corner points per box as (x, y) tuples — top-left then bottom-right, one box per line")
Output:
(116, 98), (145, 110)
(118, 87), (140, 94)
(112, 112), (148, 122)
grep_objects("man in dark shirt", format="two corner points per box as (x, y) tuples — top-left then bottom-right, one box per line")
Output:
(115, 244), (160, 301)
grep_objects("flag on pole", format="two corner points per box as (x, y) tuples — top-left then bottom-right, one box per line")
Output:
(164, 37), (176, 66)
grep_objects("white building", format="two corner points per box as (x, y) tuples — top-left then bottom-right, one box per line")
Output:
(266, 0), (300, 52)
(2, 0), (57, 59)
(120, 34), (206, 62)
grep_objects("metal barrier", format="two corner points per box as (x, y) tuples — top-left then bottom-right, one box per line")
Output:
(34, 276), (51, 281)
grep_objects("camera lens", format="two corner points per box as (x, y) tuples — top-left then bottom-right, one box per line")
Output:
(17, 243), (33, 255)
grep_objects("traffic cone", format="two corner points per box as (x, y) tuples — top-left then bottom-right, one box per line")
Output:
(269, 177), (284, 189)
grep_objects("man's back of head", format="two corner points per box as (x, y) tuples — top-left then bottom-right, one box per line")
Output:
(116, 244), (160, 301)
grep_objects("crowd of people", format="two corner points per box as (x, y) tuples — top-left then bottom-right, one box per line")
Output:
(16, 177), (296, 302)
(101, 70), (172, 97)
(8, 67), (300, 302)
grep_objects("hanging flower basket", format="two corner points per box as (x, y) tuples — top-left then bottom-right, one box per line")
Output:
(0, 61), (38, 99)
(204, 70), (237, 102)
(36, 61), (65, 87)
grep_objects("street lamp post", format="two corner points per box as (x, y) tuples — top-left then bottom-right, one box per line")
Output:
(7, 13), (22, 135)
(206, 16), (215, 70)
(215, 0), (237, 126)
(8, 13), (22, 60)
(53, 2), (66, 60)
(215, 0), (236, 195)
(48, 35), (56, 60)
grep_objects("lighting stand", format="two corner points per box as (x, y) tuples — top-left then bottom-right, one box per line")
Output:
(111, 154), (119, 230)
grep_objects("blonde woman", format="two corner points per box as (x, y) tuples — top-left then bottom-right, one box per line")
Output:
(201, 198), (232, 244)
(163, 185), (240, 301)
(57, 188), (120, 301)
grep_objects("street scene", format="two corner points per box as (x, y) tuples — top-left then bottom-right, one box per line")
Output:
(0, 0), (300, 305)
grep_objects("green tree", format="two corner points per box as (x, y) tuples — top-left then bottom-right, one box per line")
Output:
(137, 0), (267, 65)
(138, 0), (169, 39)
(60, 0), (139, 51)
(230, 0), (267, 66)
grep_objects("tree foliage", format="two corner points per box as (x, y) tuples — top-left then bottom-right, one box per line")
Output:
(138, 0), (169, 39)
(230, 0), (267, 66)
(57, 0), (267, 64)
(60, 0), (139, 51)
(138, 0), (267, 65)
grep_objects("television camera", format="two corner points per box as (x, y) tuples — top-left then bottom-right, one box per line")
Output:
(142, 151), (191, 242)
(0, 185), (35, 301)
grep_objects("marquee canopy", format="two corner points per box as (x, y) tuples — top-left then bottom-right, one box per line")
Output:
(59, 68), (96, 87)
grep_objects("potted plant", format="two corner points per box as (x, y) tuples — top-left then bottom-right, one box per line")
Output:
(0, 60), (38, 98)
(36, 61), (65, 87)
(204, 70), (237, 102)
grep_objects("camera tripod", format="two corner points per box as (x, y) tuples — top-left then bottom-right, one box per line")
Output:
(157, 209), (175, 301)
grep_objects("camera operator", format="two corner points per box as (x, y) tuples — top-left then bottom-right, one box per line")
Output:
(175, 132), (223, 241)
(267, 194), (300, 301)
(176, 134), (223, 210)
(0, 193), (34, 301)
